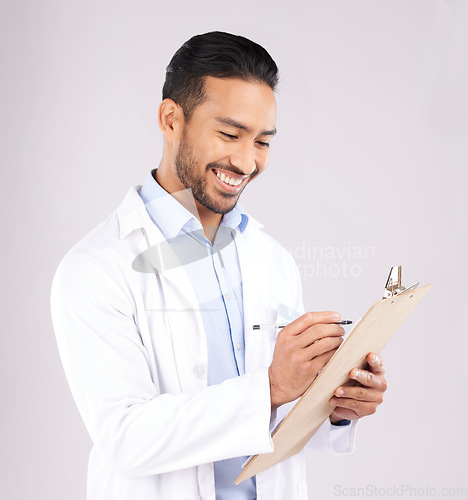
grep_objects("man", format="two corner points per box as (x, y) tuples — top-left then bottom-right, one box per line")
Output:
(51, 32), (387, 499)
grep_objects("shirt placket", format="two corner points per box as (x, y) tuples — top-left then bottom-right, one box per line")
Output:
(211, 240), (246, 376)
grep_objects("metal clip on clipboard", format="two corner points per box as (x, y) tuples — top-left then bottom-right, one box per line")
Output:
(383, 266), (419, 299)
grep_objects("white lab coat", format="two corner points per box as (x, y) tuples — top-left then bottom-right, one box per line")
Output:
(50, 185), (356, 500)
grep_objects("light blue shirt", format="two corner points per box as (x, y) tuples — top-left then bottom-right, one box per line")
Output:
(139, 169), (257, 499)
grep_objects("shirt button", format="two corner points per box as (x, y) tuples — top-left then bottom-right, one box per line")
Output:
(226, 292), (232, 300)
(193, 365), (206, 378)
(236, 343), (242, 351)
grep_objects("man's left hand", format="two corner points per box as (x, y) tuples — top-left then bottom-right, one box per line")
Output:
(329, 352), (388, 423)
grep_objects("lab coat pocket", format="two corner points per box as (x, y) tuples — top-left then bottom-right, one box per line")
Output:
(276, 302), (301, 324)
(250, 305), (277, 368)
(264, 324), (279, 366)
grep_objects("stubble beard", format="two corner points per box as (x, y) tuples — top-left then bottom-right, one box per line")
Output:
(175, 137), (244, 215)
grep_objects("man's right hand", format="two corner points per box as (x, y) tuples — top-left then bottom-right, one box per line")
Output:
(268, 311), (344, 410)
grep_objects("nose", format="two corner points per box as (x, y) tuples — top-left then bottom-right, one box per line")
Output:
(229, 143), (257, 175)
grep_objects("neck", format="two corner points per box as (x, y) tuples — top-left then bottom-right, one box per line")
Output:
(194, 204), (222, 245)
(154, 167), (222, 244)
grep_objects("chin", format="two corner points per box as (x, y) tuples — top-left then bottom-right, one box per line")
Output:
(207, 194), (239, 214)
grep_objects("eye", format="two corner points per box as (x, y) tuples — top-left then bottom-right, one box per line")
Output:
(220, 132), (238, 140)
(256, 141), (270, 148)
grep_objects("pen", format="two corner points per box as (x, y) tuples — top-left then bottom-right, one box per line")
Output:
(252, 320), (353, 330)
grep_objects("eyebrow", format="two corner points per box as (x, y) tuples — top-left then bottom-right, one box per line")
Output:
(215, 116), (277, 136)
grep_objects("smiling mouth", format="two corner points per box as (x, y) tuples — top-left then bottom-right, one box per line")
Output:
(211, 168), (248, 191)
(212, 168), (244, 186)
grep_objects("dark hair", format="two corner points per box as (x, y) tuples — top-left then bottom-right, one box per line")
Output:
(162, 31), (279, 120)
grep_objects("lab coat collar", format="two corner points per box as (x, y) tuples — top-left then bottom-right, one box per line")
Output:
(116, 184), (264, 243)
(116, 184), (265, 308)
(116, 185), (149, 240)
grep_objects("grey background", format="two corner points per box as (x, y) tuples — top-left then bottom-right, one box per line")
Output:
(1, 0), (467, 498)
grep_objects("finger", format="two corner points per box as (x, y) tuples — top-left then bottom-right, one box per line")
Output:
(329, 397), (379, 417)
(286, 311), (342, 336)
(305, 348), (338, 373)
(333, 386), (384, 403)
(348, 367), (388, 391)
(297, 323), (344, 349)
(304, 335), (343, 359)
(366, 352), (386, 375)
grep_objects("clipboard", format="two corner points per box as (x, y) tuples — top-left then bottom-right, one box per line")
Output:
(236, 267), (431, 484)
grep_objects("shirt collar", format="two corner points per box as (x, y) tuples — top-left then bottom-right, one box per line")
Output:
(139, 169), (249, 240)
(220, 201), (249, 232)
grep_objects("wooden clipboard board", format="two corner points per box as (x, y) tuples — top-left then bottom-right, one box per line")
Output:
(236, 282), (432, 484)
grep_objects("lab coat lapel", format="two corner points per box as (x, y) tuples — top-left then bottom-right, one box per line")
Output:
(140, 222), (207, 392)
(118, 186), (207, 392)
(118, 186), (200, 306)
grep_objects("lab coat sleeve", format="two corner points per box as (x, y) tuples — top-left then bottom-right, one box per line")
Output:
(50, 250), (274, 479)
(285, 252), (357, 455)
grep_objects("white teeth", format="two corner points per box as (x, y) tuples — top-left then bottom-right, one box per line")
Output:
(216, 170), (242, 187)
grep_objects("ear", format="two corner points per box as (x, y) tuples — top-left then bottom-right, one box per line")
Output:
(158, 99), (185, 141)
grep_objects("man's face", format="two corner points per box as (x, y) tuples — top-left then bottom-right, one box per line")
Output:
(174, 76), (277, 214)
